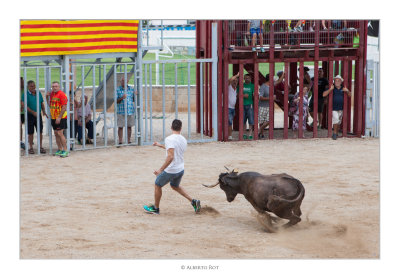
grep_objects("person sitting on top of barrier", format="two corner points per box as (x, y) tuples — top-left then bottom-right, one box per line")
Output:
(323, 75), (351, 140)
(21, 80), (48, 154)
(116, 77), (137, 145)
(77, 95), (94, 145)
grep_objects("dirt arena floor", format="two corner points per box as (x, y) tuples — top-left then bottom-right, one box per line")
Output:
(20, 137), (379, 259)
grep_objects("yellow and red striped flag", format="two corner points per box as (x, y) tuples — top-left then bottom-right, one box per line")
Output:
(20, 20), (139, 57)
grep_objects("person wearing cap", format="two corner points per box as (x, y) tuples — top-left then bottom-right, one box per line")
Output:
(309, 68), (329, 129)
(323, 75), (351, 140)
(298, 67), (311, 94)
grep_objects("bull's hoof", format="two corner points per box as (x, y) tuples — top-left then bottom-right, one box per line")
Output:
(256, 213), (277, 233)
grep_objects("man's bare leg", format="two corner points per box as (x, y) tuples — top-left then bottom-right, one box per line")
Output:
(170, 185), (192, 203)
(154, 185), (162, 208)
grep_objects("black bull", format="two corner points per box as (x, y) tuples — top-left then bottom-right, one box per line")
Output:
(203, 169), (305, 228)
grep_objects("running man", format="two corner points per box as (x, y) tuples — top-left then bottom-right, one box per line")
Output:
(144, 119), (201, 214)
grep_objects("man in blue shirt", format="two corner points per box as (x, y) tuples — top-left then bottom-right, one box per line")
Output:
(323, 75), (351, 140)
(21, 80), (48, 154)
(116, 78), (137, 144)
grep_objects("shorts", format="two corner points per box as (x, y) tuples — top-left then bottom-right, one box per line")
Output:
(250, 27), (261, 36)
(117, 114), (135, 128)
(243, 105), (254, 126)
(27, 113), (43, 135)
(21, 114), (25, 124)
(332, 20), (343, 29)
(309, 98), (324, 113)
(228, 108), (235, 126)
(332, 110), (343, 125)
(155, 170), (184, 187)
(258, 106), (269, 124)
(51, 118), (67, 131)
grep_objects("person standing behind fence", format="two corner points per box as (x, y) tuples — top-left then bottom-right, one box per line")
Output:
(292, 85), (310, 135)
(323, 75), (351, 140)
(77, 95), (94, 145)
(239, 74), (255, 140)
(143, 119), (201, 215)
(47, 81), (68, 157)
(20, 77), (25, 150)
(116, 78), (137, 145)
(309, 68), (329, 129)
(258, 73), (284, 138)
(228, 72), (239, 140)
(21, 80), (48, 154)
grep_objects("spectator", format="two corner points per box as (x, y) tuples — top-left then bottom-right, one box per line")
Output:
(293, 20), (305, 32)
(77, 95), (94, 145)
(228, 72), (239, 140)
(116, 78), (137, 145)
(238, 74), (255, 140)
(258, 73), (284, 138)
(21, 80), (48, 154)
(46, 81), (68, 157)
(247, 20), (264, 52)
(143, 119), (201, 215)
(298, 67), (311, 93)
(20, 77), (25, 150)
(323, 75), (351, 140)
(274, 71), (291, 95)
(309, 68), (329, 129)
(322, 20), (347, 30)
(292, 85), (310, 134)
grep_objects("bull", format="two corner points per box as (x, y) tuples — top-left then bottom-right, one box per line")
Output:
(203, 167), (305, 232)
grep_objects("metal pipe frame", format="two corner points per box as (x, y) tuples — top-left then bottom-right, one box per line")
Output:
(298, 61), (304, 139)
(162, 63), (166, 140)
(283, 62), (289, 139)
(200, 62), (204, 140)
(124, 64), (128, 144)
(187, 62), (191, 140)
(103, 64), (108, 146)
(238, 63), (244, 141)
(64, 55), (71, 152)
(149, 64), (153, 142)
(35, 67), (41, 154)
(269, 62), (275, 139)
(92, 65), (97, 148)
(342, 59), (349, 137)
(113, 64), (118, 145)
(81, 65), (86, 149)
(327, 60), (334, 138)
(211, 22), (218, 141)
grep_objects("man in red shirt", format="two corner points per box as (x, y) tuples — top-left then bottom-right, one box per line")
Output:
(46, 81), (68, 157)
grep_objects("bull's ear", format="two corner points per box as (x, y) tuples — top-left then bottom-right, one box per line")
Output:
(233, 169), (239, 173)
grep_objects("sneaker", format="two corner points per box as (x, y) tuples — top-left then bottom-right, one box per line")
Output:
(332, 133), (337, 140)
(252, 47), (256, 52)
(228, 136), (233, 141)
(54, 150), (62, 156)
(191, 199), (201, 213)
(60, 150), (69, 158)
(260, 47), (265, 53)
(249, 135), (253, 140)
(143, 204), (159, 214)
(20, 142), (25, 150)
(243, 135), (248, 140)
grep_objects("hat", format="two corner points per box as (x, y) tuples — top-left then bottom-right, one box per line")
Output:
(334, 75), (343, 82)
(299, 67), (310, 72)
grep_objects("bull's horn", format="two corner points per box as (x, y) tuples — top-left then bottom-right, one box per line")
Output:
(202, 182), (220, 188)
(224, 166), (230, 172)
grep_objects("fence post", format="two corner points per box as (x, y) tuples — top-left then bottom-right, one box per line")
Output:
(212, 22), (218, 141)
(137, 20), (143, 145)
(63, 55), (71, 151)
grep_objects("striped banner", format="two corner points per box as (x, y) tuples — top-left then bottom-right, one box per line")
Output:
(21, 20), (139, 57)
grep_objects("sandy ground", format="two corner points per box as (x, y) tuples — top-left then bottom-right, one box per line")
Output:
(20, 136), (379, 259)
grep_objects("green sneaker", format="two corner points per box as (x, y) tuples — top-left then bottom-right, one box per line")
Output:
(143, 204), (159, 214)
(191, 199), (201, 213)
(243, 135), (248, 140)
(54, 150), (62, 156)
(249, 135), (253, 140)
(59, 150), (69, 158)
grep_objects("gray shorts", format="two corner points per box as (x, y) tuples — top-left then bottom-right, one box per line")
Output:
(117, 114), (135, 128)
(155, 170), (184, 187)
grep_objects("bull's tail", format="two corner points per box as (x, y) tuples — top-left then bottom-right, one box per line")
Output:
(269, 178), (305, 205)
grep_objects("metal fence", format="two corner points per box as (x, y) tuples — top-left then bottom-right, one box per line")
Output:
(365, 60), (380, 137)
(228, 20), (361, 49)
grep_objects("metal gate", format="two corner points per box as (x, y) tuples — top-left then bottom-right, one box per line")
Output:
(365, 59), (379, 137)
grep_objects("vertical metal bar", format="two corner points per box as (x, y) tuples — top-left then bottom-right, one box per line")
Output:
(328, 60), (334, 138)
(223, 21), (229, 141)
(211, 22), (218, 141)
(103, 64), (108, 146)
(343, 59), (348, 137)
(253, 62), (259, 140)
(187, 62), (191, 140)
(81, 65), (86, 149)
(64, 55), (71, 152)
(71, 65), (75, 150)
(162, 63), (166, 140)
(283, 62), (289, 139)
(149, 64), (153, 142)
(113, 64), (117, 145)
(48, 68), (53, 154)
(92, 65), (96, 148)
(269, 62), (275, 139)
(205, 61), (209, 136)
(217, 20), (223, 141)
(238, 63), (244, 141)
(200, 62), (204, 140)
(137, 22), (143, 145)
(356, 57), (364, 137)
(23, 68), (28, 156)
(124, 64), (128, 144)
(313, 61), (319, 137)
(347, 60), (353, 133)
(175, 63), (178, 120)
(36, 67), (40, 154)
(299, 61), (304, 139)
(145, 63), (148, 142)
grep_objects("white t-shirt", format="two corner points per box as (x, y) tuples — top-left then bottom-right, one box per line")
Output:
(164, 134), (187, 174)
(228, 85), (237, 109)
